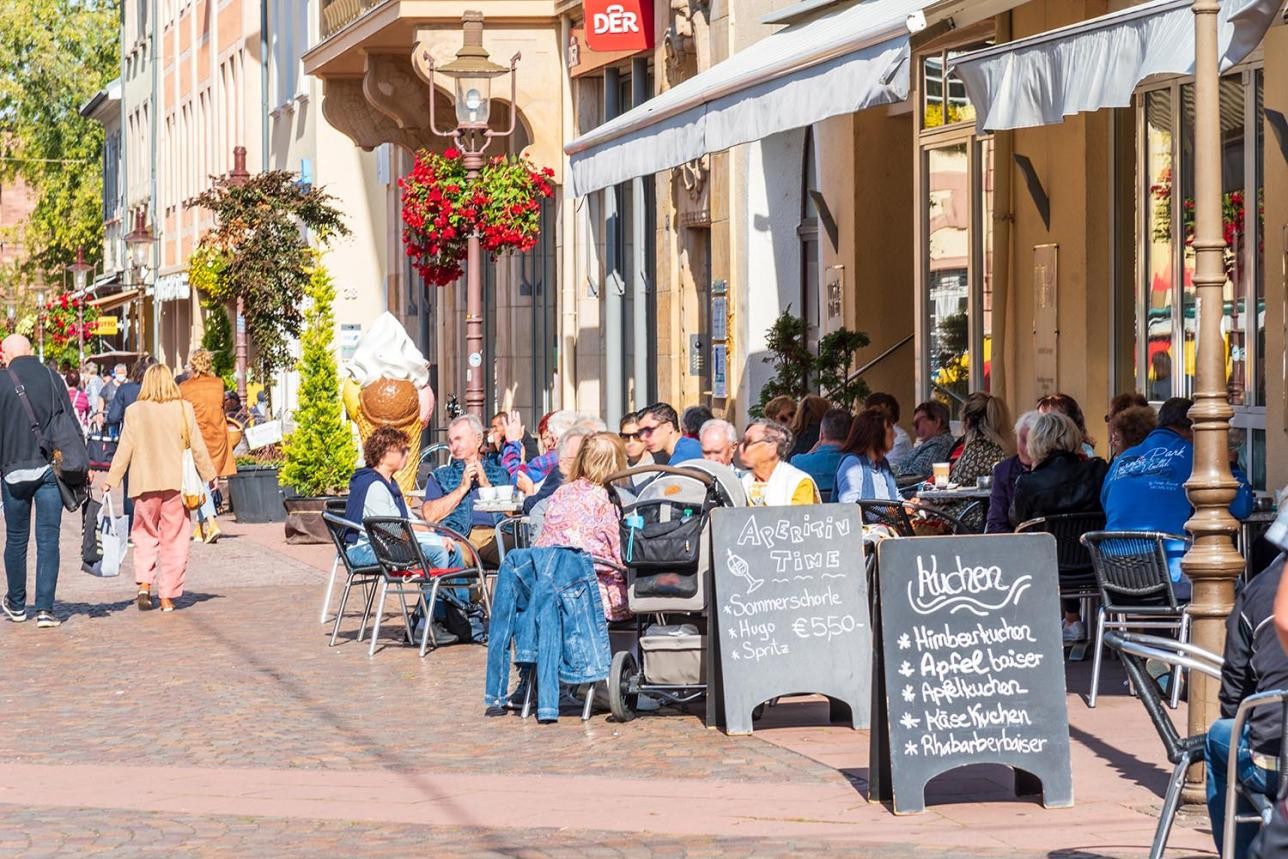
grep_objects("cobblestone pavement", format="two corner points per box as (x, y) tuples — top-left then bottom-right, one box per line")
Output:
(0, 517), (1218, 856)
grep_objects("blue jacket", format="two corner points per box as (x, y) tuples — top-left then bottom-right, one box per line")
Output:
(485, 547), (610, 721)
(670, 436), (702, 465)
(1102, 427), (1255, 596)
(791, 443), (845, 499)
(833, 453), (899, 504)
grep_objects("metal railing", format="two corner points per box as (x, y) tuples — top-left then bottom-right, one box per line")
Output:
(823, 333), (913, 402)
(320, 0), (384, 39)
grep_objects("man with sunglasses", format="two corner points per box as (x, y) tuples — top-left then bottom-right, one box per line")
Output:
(738, 419), (819, 507)
(636, 402), (701, 466)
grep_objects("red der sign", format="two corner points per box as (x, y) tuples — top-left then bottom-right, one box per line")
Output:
(583, 1), (653, 53)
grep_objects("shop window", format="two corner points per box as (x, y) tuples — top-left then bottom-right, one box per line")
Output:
(1134, 67), (1265, 485)
(921, 45), (990, 130)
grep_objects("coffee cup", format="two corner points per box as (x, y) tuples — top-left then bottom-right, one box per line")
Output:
(496, 484), (514, 502)
(932, 462), (950, 489)
(479, 486), (499, 503)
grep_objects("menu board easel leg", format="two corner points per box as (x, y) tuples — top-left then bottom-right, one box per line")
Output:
(867, 582), (892, 803)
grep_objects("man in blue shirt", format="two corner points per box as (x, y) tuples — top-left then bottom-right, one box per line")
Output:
(1101, 397), (1254, 599)
(637, 402), (701, 466)
(790, 408), (852, 501)
(422, 414), (511, 565)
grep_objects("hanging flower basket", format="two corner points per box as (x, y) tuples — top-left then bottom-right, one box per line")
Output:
(399, 148), (555, 286)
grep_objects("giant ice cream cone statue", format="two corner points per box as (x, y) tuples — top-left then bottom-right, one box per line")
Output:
(342, 313), (435, 492)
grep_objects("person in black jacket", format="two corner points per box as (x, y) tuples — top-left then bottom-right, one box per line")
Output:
(1206, 554), (1287, 858)
(0, 335), (76, 628)
(1010, 411), (1109, 642)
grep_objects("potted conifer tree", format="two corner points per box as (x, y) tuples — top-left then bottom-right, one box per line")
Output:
(279, 260), (358, 544)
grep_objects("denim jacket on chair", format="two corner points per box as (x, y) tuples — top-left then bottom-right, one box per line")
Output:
(485, 547), (611, 721)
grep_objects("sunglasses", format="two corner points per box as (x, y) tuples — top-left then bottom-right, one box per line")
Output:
(619, 432), (641, 441)
(739, 437), (771, 449)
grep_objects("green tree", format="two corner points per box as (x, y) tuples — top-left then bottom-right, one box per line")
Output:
(188, 171), (349, 381)
(816, 328), (871, 411)
(279, 261), (357, 497)
(754, 308), (871, 415)
(0, 0), (118, 279)
(200, 297), (236, 389)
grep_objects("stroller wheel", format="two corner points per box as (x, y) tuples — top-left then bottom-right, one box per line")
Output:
(609, 650), (640, 722)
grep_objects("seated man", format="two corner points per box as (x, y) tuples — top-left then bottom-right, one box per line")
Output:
(638, 402), (701, 466)
(739, 418), (820, 506)
(1101, 397), (1254, 599)
(1206, 551), (1287, 858)
(699, 419), (737, 466)
(790, 407), (852, 500)
(421, 415), (512, 565)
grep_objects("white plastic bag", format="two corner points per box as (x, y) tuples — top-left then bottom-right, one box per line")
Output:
(97, 495), (129, 578)
(180, 408), (207, 511)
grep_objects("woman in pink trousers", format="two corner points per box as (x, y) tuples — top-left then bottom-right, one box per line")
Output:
(103, 364), (216, 612)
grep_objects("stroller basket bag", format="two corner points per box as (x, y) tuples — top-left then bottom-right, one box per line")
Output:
(621, 503), (706, 572)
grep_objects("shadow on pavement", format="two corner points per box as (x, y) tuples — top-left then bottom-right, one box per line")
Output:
(1068, 723), (1171, 796)
(56, 591), (223, 620)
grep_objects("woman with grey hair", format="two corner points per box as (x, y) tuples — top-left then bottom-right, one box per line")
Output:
(738, 418), (819, 506)
(1009, 411), (1109, 642)
(985, 410), (1041, 533)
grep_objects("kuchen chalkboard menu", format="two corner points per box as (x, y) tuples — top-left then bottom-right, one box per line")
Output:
(710, 505), (869, 735)
(873, 534), (1073, 814)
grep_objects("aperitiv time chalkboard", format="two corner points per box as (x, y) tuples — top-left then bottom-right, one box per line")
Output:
(710, 505), (870, 736)
(872, 534), (1073, 814)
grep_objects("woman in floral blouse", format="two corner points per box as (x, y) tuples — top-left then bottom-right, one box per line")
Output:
(950, 392), (1014, 486)
(533, 431), (630, 621)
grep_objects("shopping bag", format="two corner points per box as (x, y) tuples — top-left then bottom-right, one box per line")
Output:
(87, 430), (118, 471)
(94, 495), (129, 578)
(181, 449), (207, 510)
(81, 497), (103, 574)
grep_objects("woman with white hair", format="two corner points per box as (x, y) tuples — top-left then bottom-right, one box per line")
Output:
(984, 410), (1040, 533)
(1009, 411), (1110, 642)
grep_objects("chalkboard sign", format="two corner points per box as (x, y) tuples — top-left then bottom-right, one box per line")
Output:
(710, 505), (870, 735)
(873, 534), (1072, 814)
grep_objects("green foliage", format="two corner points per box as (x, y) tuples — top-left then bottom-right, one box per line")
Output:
(816, 328), (871, 411)
(200, 297), (236, 389)
(0, 0), (118, 280)
(278, 262), (357, 497)
(188, 171), (349, 380)
(754, 308), (871, 415)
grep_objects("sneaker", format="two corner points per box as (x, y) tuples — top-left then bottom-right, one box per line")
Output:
(2, 597), (26, 623)
(1062, 620), (1086, 643)
(429, 622), (459, 646)
(35, 611), (61, 628)
(635, 693), (662, 713)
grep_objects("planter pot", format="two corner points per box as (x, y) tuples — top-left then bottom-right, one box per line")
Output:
(283, 495), (342, 545)
(227, 466), (286, 524)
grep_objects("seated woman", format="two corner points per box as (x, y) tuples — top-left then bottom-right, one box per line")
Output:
(1038, 392), (1097, 457)
(1010, 411), (1109, 641)
(1108, 405), (1156, 459)
(344, 426), (456, 570)
(834, 408), (899, 505)
(534, 431), (630, 622)
(985, 410), (1040, 533)
(950, 392), (1014, 487)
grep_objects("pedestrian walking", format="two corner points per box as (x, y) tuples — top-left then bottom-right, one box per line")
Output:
(101, 364), (216, 613)
(179, 349), (235, 543)
(0, 334), (77, 628)
(64, 369), (91, 430)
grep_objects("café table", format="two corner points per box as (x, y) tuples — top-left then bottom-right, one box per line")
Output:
(914, 485), (992, 502)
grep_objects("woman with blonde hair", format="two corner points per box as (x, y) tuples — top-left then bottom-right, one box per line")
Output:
(179, 349), (235, 542)
(763, 395), (797, 428)
(103, 365), (217, 612)
(950, 392), (1014, 486)
(533, 431), (630, 621)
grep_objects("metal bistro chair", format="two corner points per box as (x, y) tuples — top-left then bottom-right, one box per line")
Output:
(320, 498), (354, 624)
(1082, 531), (1191, 708)
(857, 500), (914, 536)
(495, 516), (531, 565)
(363, 517), (490, 657)
(321, 510), (385, 647)
(1223, 689), (1288, 858)
(1102, 631), (1222, 859)
(1016, 512), (1107, 658)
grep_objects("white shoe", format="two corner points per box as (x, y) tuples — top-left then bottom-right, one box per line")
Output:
(1062, 620), (1086, 643)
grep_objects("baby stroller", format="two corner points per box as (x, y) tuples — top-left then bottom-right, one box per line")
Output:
(604, 461), (745, 721)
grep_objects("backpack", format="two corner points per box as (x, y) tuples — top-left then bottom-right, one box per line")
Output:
(5, 366), (91, 489)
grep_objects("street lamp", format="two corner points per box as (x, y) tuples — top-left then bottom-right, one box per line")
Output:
(227, 144), (251, 405)
(422, 10), (520, 419)
(124, 210), (156, 276)
(1180, 0), (1245, 803)
(69, 246), (93, 366)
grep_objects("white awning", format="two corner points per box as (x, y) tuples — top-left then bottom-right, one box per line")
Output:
(566, 0), (937, 197)
(952, 0), (1283, 133)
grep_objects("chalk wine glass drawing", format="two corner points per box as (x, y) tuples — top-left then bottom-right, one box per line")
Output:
(726, 548), (764, 594)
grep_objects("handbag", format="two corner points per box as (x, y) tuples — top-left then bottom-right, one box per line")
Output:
(87, 428), (119, 471)
(6, 366), (91, 511)
(93, 494), (129, 578)
(619, 499), (706, 572)
(180, 403), (207, 510)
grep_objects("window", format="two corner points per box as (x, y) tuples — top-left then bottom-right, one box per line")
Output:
(921, 45), (989, 130)
(1135, 66), (1265, 485)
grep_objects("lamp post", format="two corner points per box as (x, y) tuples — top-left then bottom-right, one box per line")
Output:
(34, 286), (46, 364)
(124, 210), (156, 354)
(69, 246), (93, 366)
(227, 145), (251, 405)
(1180, 0), (1244, 803)
(421, 10), (520, 419)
